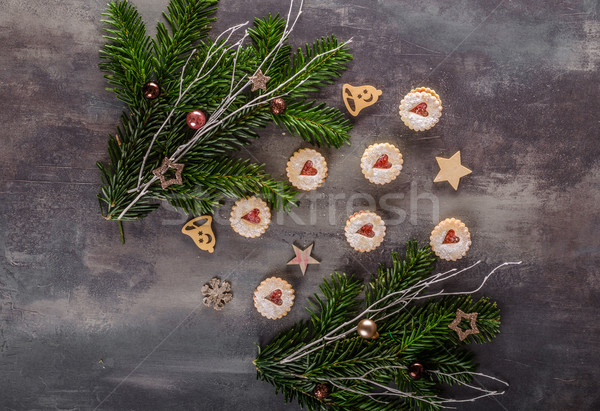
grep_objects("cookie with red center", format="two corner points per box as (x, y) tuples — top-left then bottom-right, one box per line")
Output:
(399, 87), (443, 131)
(230, 196), (271, 238)
(286, 148), (328, 191)
(344, 211), (386, 252)
(361, 143), (404, 185)
(253, 277), (295, 320)
(430, 218), (472, 261)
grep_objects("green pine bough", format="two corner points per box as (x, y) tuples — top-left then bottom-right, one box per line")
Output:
(255, 241), (521, 410)
(97, 0), (352, 235)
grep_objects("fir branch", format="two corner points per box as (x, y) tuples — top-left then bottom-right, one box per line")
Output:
(98, 0), (353, 225)
(306, 272), (363, 338)
(153, 0), (219, 82)
(248, 15), (292, 84)
(284, 35), (353, 99)
(272, 100), (352, 148)
(256, 241), (520, 410)
(183, 157), (297, 210)
(100, 0), (153, 107)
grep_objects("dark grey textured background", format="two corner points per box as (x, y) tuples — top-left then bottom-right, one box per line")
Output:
(1, 0), (599, 409)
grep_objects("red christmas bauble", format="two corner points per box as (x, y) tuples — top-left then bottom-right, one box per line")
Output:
(142, 82), (161, 99)
(408, 363), (424, 380)
(269, 98), (287, 115)
(313, 383), (330, 399)
(186, 110), (207, 129)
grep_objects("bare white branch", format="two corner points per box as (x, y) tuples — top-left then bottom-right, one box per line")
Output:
(279, 261), (522, 364)
(117, 0), (352, 219)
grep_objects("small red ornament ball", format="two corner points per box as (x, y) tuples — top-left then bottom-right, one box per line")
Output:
(408, 363), (424, 380)
(313, 383), (331, 399)
(269, 98), (287, 115)
(142, 82), (161, 99)
(186, 110), (207, 129)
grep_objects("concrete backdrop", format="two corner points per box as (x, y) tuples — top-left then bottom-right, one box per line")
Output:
(1, 0), (599, 409)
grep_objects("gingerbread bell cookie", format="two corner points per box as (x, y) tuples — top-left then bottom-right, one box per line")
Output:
(286, 149), (328, 191)
(399, 87), (442, 131)
(230, 196), (271, 238)
(430, 218), (471, 261)
(253, 277), (295, 320)
(343, 84), (382, 116)
(361, 143), (403, 185)
(345, 211), (386, 252)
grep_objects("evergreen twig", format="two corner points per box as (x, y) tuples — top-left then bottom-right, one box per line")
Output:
(97, 0), (353, 227)
(255, 241), (521, 410)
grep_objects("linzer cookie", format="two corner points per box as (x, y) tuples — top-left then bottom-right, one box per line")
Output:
(399, 87), (442, 131)
(361, 143), (403, 185)
(253, 277), (295, 320)
(430, 218), (471, 261)
(344, 211), (386, 252)
(286, 148), (328, 191)
(230, 196), (271, 238)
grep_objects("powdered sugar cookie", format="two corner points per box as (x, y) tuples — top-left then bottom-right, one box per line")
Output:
(361, 143), (403, 185)
(430, 218), (471, 261)
(230, 196), (271, 238)
(253, 277), (295, 320)
(286, 148), (328, 191)
(399, 88), (442, 131)
(344, 211), (386, 252)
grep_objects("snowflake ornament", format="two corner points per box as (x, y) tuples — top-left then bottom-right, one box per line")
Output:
(201, 278), (233, 311)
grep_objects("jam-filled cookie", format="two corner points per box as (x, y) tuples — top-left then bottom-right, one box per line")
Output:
(344, 211), (386, 252)
(286, 148), (328, 191)
(361, 143), (404, 185)
(430, 218), (471, 261)
(253, 277), (295, 320)
(230, 196), (271, 238)
(399, 87), (442, 131)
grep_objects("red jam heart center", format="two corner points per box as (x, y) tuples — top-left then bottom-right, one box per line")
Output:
(357, 223), (375, 238)
(300, 160), (318, 176)
(410, 102), (429, 117)
(373, 154), (392, 169)
(442, 229), (460, 244)
(265, 289), (283, 305)
(241, 208), (261, 224)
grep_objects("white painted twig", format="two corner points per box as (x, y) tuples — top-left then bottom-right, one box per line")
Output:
(118, 0), (352, 219)
(279, 261), (522, 364)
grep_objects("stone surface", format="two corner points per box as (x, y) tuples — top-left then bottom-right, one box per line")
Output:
(1, 0), (599, 409)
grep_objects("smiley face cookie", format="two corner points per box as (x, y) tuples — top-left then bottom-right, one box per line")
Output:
(361, 143), (404, 185)
(343, 84), (383, 116)
(230, 196), (271, 238)
(399, 87), (442, 131)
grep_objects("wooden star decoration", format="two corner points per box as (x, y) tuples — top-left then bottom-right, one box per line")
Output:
(448, 309), (480, 341)
(152, 157), (185, 189)
(248, 69), (271, 92)
(287, 243), (319, 275)
(434, 151), (472, 190)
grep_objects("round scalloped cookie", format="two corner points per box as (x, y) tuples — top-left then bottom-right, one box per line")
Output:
(344, 211), (386, 252)
(361, 143), (403, 185)
(253, 277), (295, 320)
(430, 218), (472, 261)
(230, 196), (271, 238)
(399, 88), (442, 131)
(286, 148), (328, 191)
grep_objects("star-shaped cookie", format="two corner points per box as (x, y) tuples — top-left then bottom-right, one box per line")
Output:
(287, 243), (319, 275)
(448, 309), (480, 341)
(434, 151), (472, 190)
(248, 69), (271, 92)
(152, 157), (185, 189)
